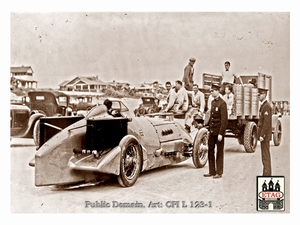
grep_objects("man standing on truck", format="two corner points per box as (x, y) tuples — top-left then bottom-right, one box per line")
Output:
(204, 84), (228, 179)
(258, 87), (272, 176)
(221, 61), (243, 94)
(182, 57), (196, 91)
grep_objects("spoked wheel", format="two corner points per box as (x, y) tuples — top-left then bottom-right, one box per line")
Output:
(192, 128), (209, 168)
(243, 122), (258, 153)
(117, 135), (142, 187)
(273, 119), (282, 146)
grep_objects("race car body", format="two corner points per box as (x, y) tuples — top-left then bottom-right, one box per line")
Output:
(32, 99), (208, 188)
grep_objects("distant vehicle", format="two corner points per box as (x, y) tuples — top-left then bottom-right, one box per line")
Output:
(10, 103), (44, 141)
(134, 96), (161, 116)
(24, 90), (75, 145)
(61, 91), (105, 114)
(29, 98), (208, 188)
(28, 90), (73, 117)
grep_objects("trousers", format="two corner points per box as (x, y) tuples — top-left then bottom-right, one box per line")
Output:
(184, 108), (199, 127)
(208, 133), (224, 175)
(261, 141), (272, 176)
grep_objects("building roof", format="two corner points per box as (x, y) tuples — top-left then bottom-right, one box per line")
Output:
(58, 80), (70, 87)
(107, 81), (130, 87)
(11, 66), (33, 74)
(14, 75), (37, 82)
(64, 76), (107, 86)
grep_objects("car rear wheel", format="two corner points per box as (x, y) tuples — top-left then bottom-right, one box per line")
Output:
(117, 135), (142, 187)
(243, 122), (257, 153)
(273, 120), (282, 146)
(192, 128), (209, 168)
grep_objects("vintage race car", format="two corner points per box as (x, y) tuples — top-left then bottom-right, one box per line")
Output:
(30, 99), (208, 188)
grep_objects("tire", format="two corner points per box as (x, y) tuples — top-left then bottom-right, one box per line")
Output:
(237, 134), (244, 145)
(33, 119), (40, 147)
(147, 108), (155, 114)
(243, 122), (258, 153)
(138, 107), (146, 115)
(117, 135), (142, 187)
(192, 128), (209, 168)
(273, 120), (282, 146)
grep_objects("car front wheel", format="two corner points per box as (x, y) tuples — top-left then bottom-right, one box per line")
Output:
(117, 135), (142, 187)
(192, 128), (209, 168)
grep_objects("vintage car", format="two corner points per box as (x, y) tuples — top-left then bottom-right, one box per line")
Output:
(28, 90), (73, 117)
(10, 96), (44, 140)
(29, 99), (208, 188)
(19, 90), (75, 145)
(10, 104), (43, 138)
(134, 96), (161, 116)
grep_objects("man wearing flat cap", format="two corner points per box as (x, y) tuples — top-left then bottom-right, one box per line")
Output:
(258, 87), (272, 176)
(182, 57), (196, 91)
(204, 83), (228, 179)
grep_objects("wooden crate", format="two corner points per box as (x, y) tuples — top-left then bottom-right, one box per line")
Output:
(232, 84), (259, 119)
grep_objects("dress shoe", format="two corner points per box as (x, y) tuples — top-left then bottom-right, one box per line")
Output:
(203, 174), (215, 177)
(213, 174), (222, 179)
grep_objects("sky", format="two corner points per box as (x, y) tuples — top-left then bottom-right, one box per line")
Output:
(10, 11), (290, 101)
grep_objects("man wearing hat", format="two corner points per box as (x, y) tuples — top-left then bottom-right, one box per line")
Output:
(257, 87), (272, 176)
(182, 57), (196, 91)
(204, 83), (228, 179)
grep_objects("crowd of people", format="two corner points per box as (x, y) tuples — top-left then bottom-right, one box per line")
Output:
(158, 58), (273, 179)
(160, 59), (238, 133)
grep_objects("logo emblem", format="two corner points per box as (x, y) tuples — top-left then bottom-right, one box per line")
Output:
(257, 176), (285, 211)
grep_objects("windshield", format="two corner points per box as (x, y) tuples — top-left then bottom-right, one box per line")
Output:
(57, 96), (68, 107)
(84, 100), (129, 119)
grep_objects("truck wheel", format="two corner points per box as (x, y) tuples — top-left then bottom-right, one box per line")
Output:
(273, 120), (282, 146)
(243, 122), (258, 153)
(192, 128), (209, 168)
(117, 135), (142, 187)
(33, 119), (40, 147)
(237, 134), (244, 145)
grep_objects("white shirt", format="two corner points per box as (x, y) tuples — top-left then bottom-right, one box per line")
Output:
(222, 92), (234, 116)
(192, 90), (205, 113)
(165, 87), (189, 112)
(222, 70), (239, 84)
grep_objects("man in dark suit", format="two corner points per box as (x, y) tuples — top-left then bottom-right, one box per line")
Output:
(258, 88), (272, 176)
(204, 84), (228, 179)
